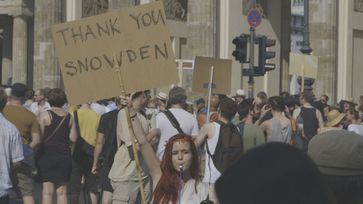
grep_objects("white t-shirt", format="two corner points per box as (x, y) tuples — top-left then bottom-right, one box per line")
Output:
(29, 101), (51, 116)
(348, 124), (363, 136)
(156, 108), (199, 160)
(90, 102), (110, 116)
(203, 122), (222, 184)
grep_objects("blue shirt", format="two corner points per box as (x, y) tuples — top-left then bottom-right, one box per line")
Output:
(0, 113), (24, 197)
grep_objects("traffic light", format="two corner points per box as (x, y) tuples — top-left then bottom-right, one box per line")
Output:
(256, 36), (276, 74)
(232, 34), (248, 63)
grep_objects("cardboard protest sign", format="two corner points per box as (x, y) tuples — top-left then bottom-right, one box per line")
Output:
(289, 52), (318, 79)
(52, 1), (178, 105)
(192, 56), (232, 95)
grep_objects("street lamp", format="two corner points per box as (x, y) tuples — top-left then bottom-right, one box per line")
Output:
(298, 0), (314, 92)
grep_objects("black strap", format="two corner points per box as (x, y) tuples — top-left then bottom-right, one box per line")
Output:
(163, 109), (184, 134)
(206, 138), (213, 157)
(73, 110), (81, 138)
(44, 111), (69, 144)
(206, 121), (225, 158)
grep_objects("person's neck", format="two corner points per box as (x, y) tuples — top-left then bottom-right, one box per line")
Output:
(51, 106), (65, 114)
(272, 111), (284, 118)
(80, 104), (90, 109)
(210, 107), (218, 112)
(303, 102), (311, 107)
(51, 106), (63, 111)
(171, 104), (183, 109)
(244, 115), (253, 124)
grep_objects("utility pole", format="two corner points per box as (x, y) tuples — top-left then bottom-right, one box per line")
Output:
(246, 0), (258, 98)
(248, 26), (255, 98)
(299, 0), (314, 92)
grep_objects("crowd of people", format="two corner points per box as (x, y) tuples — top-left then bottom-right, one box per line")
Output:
(1, 82), (363, 204)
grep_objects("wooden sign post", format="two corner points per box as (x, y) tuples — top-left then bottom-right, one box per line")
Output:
(192, 56), (232, 122)
(206, 66), (215, 123)
(289, 52), (318, 92)
(301, 64), (305, 93)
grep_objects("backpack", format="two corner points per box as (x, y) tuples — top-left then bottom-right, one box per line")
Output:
(206, 120), (243, 173)
(72, 110), (94, 171)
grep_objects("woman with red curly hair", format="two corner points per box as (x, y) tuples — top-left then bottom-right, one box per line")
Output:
(130, 107), (209, 204)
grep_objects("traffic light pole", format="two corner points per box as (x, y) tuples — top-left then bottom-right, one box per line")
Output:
(248, 27), (255, 98)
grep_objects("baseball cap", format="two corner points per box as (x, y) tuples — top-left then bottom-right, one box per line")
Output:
(236, 89), (245, 96)
(308, 130), (363, 176)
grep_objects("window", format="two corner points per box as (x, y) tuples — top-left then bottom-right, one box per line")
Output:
(354, 0), (363, 13)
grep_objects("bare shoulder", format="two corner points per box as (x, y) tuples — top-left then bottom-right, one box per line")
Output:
(39, 111), (51, 124)
(204, 122), (217, 138)
(260, 120), (272, 129)
(281, 117), (292, 126)
(39, 111), (49, 120)
(201, 122), (214, 131)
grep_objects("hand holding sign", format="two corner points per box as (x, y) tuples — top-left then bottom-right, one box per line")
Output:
(52, 1), (178, 105)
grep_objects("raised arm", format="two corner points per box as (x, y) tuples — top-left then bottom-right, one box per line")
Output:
(194, 123), (211, 148)
(68, 115), (77, 143)
(92, 132), (104, 174)
(130, 108), (162, 182)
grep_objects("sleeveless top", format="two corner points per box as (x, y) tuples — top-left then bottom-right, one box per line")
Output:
(179, 179), (209, 203)
(43, 110), (71, 156)
(153, 179), (209, 204)
(203, 122), (221, 183)
(269, 117), (292, 143)
(298, 107), (319, 140)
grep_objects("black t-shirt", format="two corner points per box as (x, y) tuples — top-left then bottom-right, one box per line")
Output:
(97, 109), (119, 167)
(299, 107), (319, 140)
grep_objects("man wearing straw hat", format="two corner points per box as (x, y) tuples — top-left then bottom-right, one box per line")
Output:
(156, 92), (168, 111)
(318, 109), (346, 134)
(109, 91), (155, 204)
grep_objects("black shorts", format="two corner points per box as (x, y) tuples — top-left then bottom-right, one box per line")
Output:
(0, 194), (9, 204)
(68, 160), (99, 194)
(98, 166), (113, 192)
